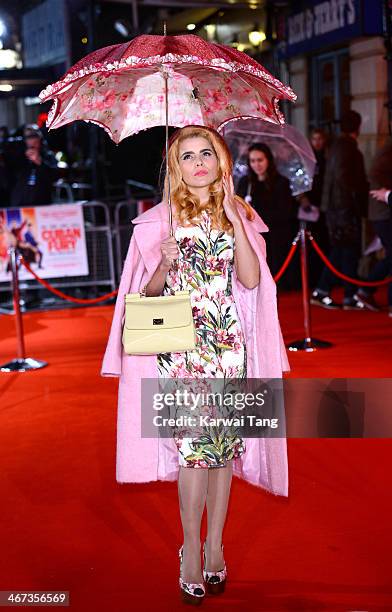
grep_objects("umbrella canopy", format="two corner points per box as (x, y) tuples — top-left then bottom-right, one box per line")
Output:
(222, 118), (316, 196)
(39, 34), (297, 144)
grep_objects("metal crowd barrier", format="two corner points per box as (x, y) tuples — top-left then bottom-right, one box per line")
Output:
(0, 201), (116, 301)
(113, 196), (158, 283)
(113, 199), (137, 283)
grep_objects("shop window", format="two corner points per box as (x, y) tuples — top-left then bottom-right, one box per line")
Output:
(310, 49), (350, 134)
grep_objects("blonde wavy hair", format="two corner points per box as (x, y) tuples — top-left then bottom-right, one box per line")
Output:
(163, 125), (255, 232)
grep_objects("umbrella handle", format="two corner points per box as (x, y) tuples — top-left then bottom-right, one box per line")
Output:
(163, 68), (173, 238)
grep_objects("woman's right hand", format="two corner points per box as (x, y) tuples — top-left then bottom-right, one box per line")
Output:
(160, 236), (179, 270)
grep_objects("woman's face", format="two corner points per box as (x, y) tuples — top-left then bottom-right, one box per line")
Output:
(178, 136), (219, 189)
(249, 150), (269, 177)
(311, 132), (325, 151)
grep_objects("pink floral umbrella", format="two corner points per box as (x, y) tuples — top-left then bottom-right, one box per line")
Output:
(39, 33), (297, 144)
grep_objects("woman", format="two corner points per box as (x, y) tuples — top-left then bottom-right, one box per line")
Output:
(101, 126), (290, 605)
(237, 143), (298, 289)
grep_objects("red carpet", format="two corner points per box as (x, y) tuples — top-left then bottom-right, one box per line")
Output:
(0, 290), (391, 611)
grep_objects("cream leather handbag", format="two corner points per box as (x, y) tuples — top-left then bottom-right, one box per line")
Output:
(122, 288), (196, 355)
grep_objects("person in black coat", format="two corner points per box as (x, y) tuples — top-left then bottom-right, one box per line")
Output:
(237, 142), (297, 289)
(9, 124), (58, 208)
(311, 111), (370, 310)
(355, 138), (392, 315)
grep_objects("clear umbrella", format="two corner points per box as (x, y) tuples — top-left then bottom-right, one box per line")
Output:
(222, 118), (316, 196)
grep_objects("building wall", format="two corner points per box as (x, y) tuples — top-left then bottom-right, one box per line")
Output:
(0, 98), (43, 132)
(286, 36), (389, 170)
(0, 99), (18, 130)
(288, 57), (308, 136)
(349, 37), (389, 164)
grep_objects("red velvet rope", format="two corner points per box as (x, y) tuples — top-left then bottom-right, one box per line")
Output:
(19, 236), (299, 302)
(20, 258), (118, 304)
(309, 235), (392, 287)
(273, 242), (298, 282)
(22, 234), (370, 305)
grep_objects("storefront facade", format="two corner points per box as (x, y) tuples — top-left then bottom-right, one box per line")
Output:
(278, 0), (388, 163)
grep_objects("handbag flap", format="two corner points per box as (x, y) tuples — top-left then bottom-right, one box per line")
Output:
(124, 293), (193, 330)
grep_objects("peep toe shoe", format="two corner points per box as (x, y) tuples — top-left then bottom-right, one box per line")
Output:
(179, 545), (206, 605)
(202, 541), (227, 595)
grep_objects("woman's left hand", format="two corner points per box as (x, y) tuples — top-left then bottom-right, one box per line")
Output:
(222, 173), (241, 225)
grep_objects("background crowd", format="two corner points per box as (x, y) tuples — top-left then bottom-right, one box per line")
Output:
(0, 109), (391, 315)
(0, 124), (59, 208)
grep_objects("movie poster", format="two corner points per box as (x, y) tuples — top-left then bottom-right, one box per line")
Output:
(0, 204), (89, 282)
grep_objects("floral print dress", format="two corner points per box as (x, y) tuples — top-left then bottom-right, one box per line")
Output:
(157, 210), (247, 468)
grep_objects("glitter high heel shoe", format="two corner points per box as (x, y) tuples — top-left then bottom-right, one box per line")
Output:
(179, 545), (205, 605)
(202, 541), (227, 595)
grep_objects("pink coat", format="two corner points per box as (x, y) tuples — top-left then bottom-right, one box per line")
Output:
(101, 200), (290, 496)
